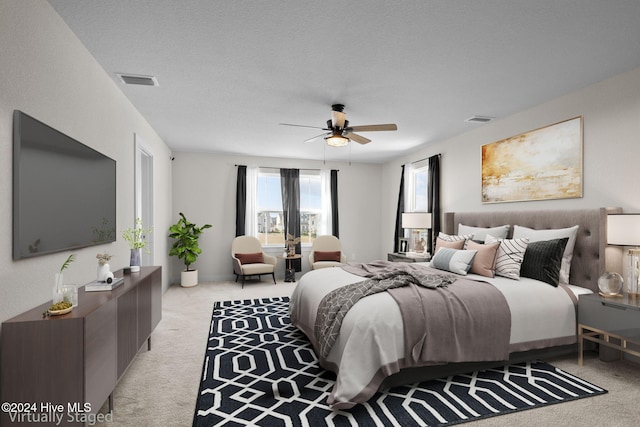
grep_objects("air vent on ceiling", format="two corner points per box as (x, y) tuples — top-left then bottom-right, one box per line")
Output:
(465, 115), (494, 124)
(116, 73), (159, 86)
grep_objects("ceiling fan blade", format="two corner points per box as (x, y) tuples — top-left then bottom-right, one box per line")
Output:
(304, 132), (330, 143)
(279, 123), (327, 130)
(331, 111), (346, 129)
(347, 124), (397, 132)
(345, 132), (371, 145)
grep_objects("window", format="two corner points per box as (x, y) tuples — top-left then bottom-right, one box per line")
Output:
(254, 169), (330, 246)
(299, 172), (322, 244)
(405, 160), (429, 212)
(256, 170), (283, 245)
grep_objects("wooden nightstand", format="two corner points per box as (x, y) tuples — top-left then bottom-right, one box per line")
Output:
(387, 252), (431, 263)
(578, 293), (640, 366)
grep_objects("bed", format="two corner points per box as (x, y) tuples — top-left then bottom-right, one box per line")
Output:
(289, 208), (621, 409)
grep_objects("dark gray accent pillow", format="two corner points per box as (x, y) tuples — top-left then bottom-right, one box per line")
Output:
(520, 238), (569, 287)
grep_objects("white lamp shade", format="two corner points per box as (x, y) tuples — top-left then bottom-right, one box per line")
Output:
(607, 214), (640, 245)
(402, 212), (432, 229)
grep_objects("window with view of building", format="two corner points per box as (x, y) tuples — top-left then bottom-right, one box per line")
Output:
(256, 170), (283, 245)
(255, 169), (328, 246)
(299, 172), (321, 244)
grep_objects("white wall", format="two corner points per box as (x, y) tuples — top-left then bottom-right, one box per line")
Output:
(170, 152), (382, 283)
(0, 1), (173, 323)
(381, 66), (640, 256)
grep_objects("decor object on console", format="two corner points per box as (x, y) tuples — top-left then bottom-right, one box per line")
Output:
(169, 212), (212, 287)
(122, 217), (152, 272)
(597, 272), (624, 297)
(96, 252), (113, 281)
(401, 212), (431, 253)
(607, 213), (640, 295)
(482, 116), (582, 203)
(53, 253), (75, 306)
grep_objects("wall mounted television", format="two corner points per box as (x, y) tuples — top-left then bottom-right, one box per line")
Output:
(13, 110), (117, 260)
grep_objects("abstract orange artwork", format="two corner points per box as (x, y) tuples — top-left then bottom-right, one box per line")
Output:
(482, 117), (582, 203)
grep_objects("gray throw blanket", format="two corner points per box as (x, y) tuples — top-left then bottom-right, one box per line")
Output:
(314, 264), (457, 359)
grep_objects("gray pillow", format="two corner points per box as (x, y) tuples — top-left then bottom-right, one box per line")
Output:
(430, 248), (477, 275)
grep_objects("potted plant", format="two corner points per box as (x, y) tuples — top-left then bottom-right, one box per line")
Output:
(168, 212), (212, 287)
(122, 218), (152, 272)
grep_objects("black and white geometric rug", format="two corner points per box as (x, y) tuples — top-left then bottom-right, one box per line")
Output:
(193, 297), (606, 427)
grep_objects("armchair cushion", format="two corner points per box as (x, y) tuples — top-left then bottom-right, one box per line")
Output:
(313, 251), (342, 262)
(235, 252), (264, 264)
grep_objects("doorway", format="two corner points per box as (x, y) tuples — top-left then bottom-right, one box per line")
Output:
(135, 134), (154, 266)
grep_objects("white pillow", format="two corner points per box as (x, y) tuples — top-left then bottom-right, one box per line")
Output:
(458, 224), (510, 241)
(430, 247), (477, 275)
(512, 225), (578, 285)
(485, 234), (530, 280)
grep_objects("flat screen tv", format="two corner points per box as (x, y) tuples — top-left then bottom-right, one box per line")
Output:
(13, 110), (117, 260)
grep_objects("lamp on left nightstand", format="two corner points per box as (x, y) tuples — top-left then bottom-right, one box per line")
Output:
(402, 212), (431, 253)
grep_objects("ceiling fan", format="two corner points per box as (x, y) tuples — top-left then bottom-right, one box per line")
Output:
(280, 104), (397, 146)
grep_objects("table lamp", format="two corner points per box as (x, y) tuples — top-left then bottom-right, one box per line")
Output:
(607, 213), (640, 295)
(401, 212), (432, 253)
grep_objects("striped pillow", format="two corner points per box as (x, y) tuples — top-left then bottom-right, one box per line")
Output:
(438, 232), (473, 242)
(485, 234), (530, 280)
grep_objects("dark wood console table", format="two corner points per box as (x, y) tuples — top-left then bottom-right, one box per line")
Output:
(1, 266), (162, 426)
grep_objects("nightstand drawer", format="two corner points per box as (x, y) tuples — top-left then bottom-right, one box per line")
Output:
(579, 296), (640, 333)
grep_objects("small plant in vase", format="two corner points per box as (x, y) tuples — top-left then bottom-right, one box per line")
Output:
(122, 218), (152, 272)
(285, 233), (301, 256)
(47, 254), (75, 316)
(168, 212), (212, 287)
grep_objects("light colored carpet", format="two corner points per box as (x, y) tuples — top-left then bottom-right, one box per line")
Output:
(96, 280), (640, 426)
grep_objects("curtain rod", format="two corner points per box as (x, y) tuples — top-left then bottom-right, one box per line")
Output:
(407, 153), (441, 166)
(234, 164), (338, 172)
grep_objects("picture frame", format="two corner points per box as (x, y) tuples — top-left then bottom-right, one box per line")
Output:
(398, 238), (408, 254)
(481, 116), (583, 203)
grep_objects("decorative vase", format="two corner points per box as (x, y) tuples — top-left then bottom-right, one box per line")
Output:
(97, 263), (111, 282)
(53, 273), (64, 304)
(130, 248), (141, 272)
(61, 285), (78, 307)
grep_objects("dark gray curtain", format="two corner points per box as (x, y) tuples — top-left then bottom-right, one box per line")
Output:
(427, 154), (441, 254)
(280, 168), (301, 271)
(235, 165), (246, 237)
(330, 170), (339, 238)
(393, 165), (405, 253)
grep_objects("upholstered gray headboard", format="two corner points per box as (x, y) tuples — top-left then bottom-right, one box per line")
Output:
(444, 208), (622, 292)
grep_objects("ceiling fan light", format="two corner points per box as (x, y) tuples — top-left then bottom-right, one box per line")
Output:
(325, 134), (349, 147)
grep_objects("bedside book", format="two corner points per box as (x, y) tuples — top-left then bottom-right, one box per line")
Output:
(85, 277), (124, 292)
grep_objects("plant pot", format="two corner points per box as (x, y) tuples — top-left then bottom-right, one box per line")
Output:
(181, 269), (198, 287)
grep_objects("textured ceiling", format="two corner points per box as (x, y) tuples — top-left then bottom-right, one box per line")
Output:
(48, 0), (640, 163)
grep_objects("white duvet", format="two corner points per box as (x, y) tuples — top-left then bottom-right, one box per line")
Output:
(289, 263), (591, 409)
